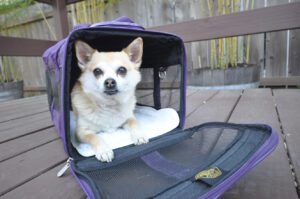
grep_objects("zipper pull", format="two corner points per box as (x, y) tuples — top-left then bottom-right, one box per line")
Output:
(57, 158), (73, 177)
(159, 67), (167, 80)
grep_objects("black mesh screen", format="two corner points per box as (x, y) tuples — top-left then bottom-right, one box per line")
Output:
(73, 124), (272, 199)
(136, 64), (181, 111)
(157, 128), (239, 168)
(86, 158), (178, 199)
(45, 68), (61, 112)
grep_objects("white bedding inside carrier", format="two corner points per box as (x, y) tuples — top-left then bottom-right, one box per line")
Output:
(70, 106), (179, 157)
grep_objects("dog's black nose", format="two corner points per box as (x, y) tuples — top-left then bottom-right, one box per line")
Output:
(104, 78), (116, 89)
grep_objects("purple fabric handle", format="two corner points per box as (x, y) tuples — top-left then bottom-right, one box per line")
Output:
(153, 67), (161, 109)
(90, 16), (144, 30)
(72, 24), (91, 31)
(113, 16), (135, 23)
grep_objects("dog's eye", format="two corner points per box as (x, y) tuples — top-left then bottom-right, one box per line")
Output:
(117, 66), (127, 76)
(93, 68), (103, 76)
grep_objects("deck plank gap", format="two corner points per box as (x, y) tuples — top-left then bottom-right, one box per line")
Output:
(271, 89), (300, 197)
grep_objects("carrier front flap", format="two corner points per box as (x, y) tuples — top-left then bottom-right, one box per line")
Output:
(71, 122), (278, 199)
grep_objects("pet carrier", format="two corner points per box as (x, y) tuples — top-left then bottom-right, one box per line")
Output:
(43, 16), (278, 199)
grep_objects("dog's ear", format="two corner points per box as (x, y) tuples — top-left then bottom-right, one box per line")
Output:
(123, 37), (143, 66)
(75, 40), (95, 70)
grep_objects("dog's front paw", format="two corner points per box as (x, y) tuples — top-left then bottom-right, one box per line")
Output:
(95, 145), (114, 162)
(131, 134), (149, 145)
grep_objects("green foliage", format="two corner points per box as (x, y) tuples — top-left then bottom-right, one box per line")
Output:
(0, 57), (19, 84)
(0, 0), (34, 15)
(0, 0), (36, 30)
(69, 0), (121, 24)
(206, 0), (254, 69)
(0, 0), (29, 83)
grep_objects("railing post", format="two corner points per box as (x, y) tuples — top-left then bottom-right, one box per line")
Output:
(52, 0), (69, 40)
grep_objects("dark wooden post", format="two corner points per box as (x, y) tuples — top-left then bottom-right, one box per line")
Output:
(52, 0), (69, 40)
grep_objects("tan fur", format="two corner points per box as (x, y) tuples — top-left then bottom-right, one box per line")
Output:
(72, 37), (148, 162)
(127, 118), (137, 129)
(80, 134), (100, 149)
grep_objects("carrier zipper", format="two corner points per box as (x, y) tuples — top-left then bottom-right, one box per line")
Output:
(57, 157), (73, 177)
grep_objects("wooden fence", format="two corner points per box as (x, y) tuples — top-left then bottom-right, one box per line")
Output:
(0, 0), (300, 90)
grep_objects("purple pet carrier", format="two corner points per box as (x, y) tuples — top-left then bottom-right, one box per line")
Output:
(43, 17), (278, 199)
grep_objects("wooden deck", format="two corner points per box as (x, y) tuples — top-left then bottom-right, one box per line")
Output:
(0, 88), (299, 199)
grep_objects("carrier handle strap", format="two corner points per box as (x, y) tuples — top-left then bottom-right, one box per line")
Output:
(153, 66), (161, 109)
(90, 16), (145, 30)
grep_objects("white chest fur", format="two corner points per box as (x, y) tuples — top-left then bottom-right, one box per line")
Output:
(85, 100), (135, 131)
(72, 85), (136, 132)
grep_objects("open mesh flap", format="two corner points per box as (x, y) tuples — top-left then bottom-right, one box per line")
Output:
(72, 123), (277, 199)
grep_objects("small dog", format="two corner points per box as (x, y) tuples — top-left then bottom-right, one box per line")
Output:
(71, 37), (148, 162)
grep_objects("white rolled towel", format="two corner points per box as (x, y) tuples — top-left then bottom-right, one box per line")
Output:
(70, 106), (180, 157)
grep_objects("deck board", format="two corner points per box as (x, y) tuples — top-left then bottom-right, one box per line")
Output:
(0, 111), (53, 143)
(0, 140), (67, 196)
(185, 90), (241, 128)
(161, 88), (199, 107)
(185, 90), (217, 119)
(1, 163), (85, 199)
(273, 89), (300, 192)
(0, 127), (58, 162)
(0, 95), (48, 122)
(221, 89), (298, 199)
(0, 95), (47, 110)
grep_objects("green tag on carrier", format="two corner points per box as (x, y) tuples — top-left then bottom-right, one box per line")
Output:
(195, 167), (222, 180)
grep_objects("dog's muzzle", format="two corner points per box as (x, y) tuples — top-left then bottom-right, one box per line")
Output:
(104, 78), (118, 95)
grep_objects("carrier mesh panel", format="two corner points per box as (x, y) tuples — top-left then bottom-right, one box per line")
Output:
(76, 125), (268, 199)
(45, 69), (61, 111)
(86, 158), (177, 199)
(156, 128), (238, 168)
(136, 64), (181, 111)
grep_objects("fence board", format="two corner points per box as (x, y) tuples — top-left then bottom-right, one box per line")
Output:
(0, 36), (56, 56)
(266, 31), (288, 77)
(289, 29), (300, 76)
(150, 2), (300, 42)
(266, 0), (289, 77)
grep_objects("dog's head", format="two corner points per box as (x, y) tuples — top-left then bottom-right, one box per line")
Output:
(75, 37), (143, 97)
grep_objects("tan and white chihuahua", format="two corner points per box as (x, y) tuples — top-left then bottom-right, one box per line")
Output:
(71, 37), (148, 162)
